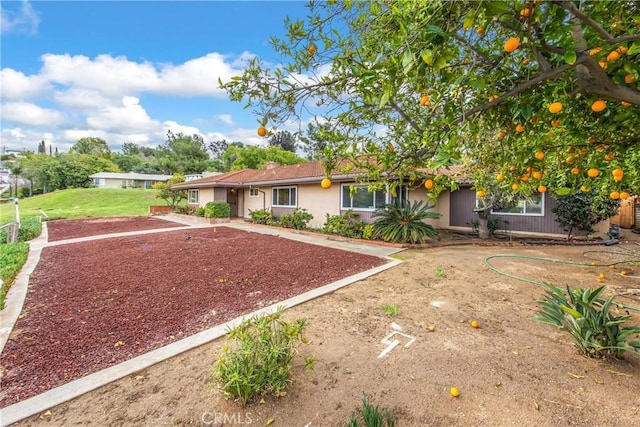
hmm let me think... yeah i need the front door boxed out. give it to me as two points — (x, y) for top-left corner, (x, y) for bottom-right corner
(227, 188), (238, 217)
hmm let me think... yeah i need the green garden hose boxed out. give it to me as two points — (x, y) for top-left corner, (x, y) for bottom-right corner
(483, 254), (640, 312)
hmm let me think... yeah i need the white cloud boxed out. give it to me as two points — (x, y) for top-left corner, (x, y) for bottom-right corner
(0, 1), (39, 35)
(1, 101), (64, 126)
(162, 121), (202, 136)
(0, 68), (49, 100)
(86, 97), (159, 133)
(217, 114), (234, 126)
(53, 88), (110, 111)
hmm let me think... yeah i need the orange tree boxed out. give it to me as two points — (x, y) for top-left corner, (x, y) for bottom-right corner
(222, 0), (639, 232)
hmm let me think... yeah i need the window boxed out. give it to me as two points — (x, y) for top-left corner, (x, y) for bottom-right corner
(341, 184), (386, 211)
(492, 192), (544, 216)
(249, 188), (259, 197)
(188, 189), (199, 204)
(272, 186), (297, 207)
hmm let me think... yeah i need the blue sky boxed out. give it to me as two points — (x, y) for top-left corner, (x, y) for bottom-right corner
(0, 0), (312, 153)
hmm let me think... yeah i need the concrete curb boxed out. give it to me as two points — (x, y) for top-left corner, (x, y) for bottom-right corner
(0, 257), (401, 426)
(0, 222), (49, 355)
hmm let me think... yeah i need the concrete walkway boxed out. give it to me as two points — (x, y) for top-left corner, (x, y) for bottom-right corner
(0, 216), (403, 426)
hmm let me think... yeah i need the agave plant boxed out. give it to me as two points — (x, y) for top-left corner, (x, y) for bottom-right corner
(532, 284), (640, 358)
(371, 199), (440, 244)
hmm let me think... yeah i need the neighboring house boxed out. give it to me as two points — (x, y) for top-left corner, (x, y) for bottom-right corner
(90, 172), (173, 189)
(172, 161), (609, 237)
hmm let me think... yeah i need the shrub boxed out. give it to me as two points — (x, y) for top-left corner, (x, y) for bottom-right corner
(174, 205), (194, 215)
(362, 224), (374, 240)
(212, 308), (313, 407)
(194, 207), (206, 217)
(532, 284), (640, 358)
(249, 208), (273, 225)
(552, 192), (619, 239)
(0, 218), (42, 243)
(347, 393), (396, 427)
(205, 201), (231, 218)
(323, 210), (366, 238)
(0, 242), (29, 310)
(371, 200), (440, 244)
(277, 208), (313, 230)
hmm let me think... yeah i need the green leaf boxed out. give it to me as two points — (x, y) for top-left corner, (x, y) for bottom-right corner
(564, 50), (577, 65)
(421, 49), (434, 66)
(483, 1), (510, 16)
(463, 11), (475, 30)
(379, 88), (390, 109)
(556, 187), (572, 196)
(468, 79), (486, 90)
(628, 41), (640, 56)
(424, 25), (447, 37)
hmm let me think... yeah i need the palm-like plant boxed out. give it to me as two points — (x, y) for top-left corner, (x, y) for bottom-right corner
(371, 199), (440, 244)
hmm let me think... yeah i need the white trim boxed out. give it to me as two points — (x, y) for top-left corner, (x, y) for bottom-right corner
(188, 189), (199, 204)
(249, 188), (259, 197)
(272, 186), (297, 207)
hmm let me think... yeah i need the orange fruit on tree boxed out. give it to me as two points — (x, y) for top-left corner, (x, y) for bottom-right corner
(566, 156), (574, 164)
(591, 100), (606, 112)
(522, 58), (530, 65)
(538, 185), (547, 193)
(497, 173), (505, 182)
(257, 126), (267, 137)
(476, 26), (484, 35)
(620, 191), (630, 200)
(535, 151), (545, 160)
(571, 167), (580, 175)
(320, 178), (332, 189)
(511, 182), (520, 191)
(532, 171), (543, 180)
(587, 168), (600, 178)
(587, 135), (598, 143)
(388, 144), (395, 153)
(476, 190), (486, 198)
(521, 174), (530, 182)
(509, 165), (517, 172)
(549, 102), (563, 113)
(424, 179), (434, 190)
(598, 60), (608, 70)
(516, 124), (525, 133)
(617, 45), (628, 54)
(498, 130), (507, 139)
(307, 45), (317, 55)
(580, 185), (589, 192)
(625, 74), (636, 84)
(621, 101), (632, 107)
(610, 191), (620, 200)
(604, 152), (615, 161)
(589, 47), (602, 56)
(420, 95), (430, 106)
(531, 115), (540, 124)
(612, 168), (624, 181)
(520, 7), (531, 17)
(489, 94), (499, 102)
(607, 50), (620, 62)
(504, 37), (520, 53)
(526, 166), (533, 173)
(551, 119), (560, 128)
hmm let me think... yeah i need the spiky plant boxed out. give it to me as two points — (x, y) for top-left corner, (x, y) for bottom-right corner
(371, 199), (440, 244)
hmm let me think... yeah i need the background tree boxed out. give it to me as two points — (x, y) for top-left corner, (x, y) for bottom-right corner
(268, 130), (297, 152)
(153, 174), (187, 208)
(222, 0), (640, 236)
(70, 137), (112, 158)
(298, 121), (337, 160)
(552, 192), (620, 239)
(222, 145), (307, 170)
(156, 131), (211, 174)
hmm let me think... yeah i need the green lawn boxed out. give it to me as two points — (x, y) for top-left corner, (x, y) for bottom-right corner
(0, 188), (169, 221)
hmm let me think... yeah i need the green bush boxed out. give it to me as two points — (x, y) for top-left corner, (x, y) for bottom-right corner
(552, 192), (620, 239)
(249, 208), (273, 225)
(0, 217), (42, 243)
(362, 224), (374, 240)
(372, 200), (440, 244)
(323, 210), (366, 238)
(277, 208), (313, 230)
(533, 284), (640, 358)
(205, 201), (231, 218)
(347, 393), (396, 427)
(0, 242), (29, 310)
(194, 207), (206, 217)
(212, 308), (313, 407)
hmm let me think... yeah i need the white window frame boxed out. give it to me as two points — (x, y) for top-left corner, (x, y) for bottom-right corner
(490, 192), (545, 216)
(272, 186), (297, 207)
(188, 189), (199, 204)
(341, 184), (387, 212)
(249, 188), (260, 197)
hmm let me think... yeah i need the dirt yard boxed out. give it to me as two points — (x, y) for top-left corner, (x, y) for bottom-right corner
(4, 219), (640, 426)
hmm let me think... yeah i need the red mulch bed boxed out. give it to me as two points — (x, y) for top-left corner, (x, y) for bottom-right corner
(0, 226), (385, 408)
(46, 216), (184, 242)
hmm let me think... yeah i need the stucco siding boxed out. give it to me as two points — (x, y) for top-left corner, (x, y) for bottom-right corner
(408, 187), (450, 228)
(198, 188), (215, 206)
(298, 184), (341, 228)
